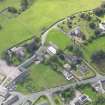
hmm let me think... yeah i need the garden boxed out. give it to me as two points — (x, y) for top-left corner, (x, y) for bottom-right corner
(16, 63), (70, 94)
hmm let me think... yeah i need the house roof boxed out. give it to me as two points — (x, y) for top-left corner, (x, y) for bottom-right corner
(47, 46), (57, 55)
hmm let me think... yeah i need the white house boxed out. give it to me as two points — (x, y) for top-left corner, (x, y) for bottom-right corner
(47, 46), (57, 55)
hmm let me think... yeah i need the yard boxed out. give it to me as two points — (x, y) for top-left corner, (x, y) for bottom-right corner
(0, 0), (102, 55)
(16, 63), (69, 94)
(77, 84), (97, 101)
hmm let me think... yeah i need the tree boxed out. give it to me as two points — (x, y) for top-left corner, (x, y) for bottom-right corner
(91, 50), (105, 64)
(80, 13), (91, 21)
(73, 47), (83, 57)
(95, 28), (102, 37)
(66, 45), (73, 51)
(21, 0), (28, 11)
(89, 22), (96, 29)
(8, 7), (18, 13)
(101, 1), (105, 9)
(94, 7), (104, 16)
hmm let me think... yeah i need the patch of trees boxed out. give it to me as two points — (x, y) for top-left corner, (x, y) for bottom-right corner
(89, 22), (96, 29)
(73, 47), (83, 58)
(7, 7), (18, 14)
(21, 0), (28, 11)
(91, 50), (105, 64)
(25, 37), (41, 55)
(92, 95), (105, 105)
(61, 87), (75, 104)
(95, 28), (102, 37)
(94, 7), (104, 16)
(80, 13), (91, 21)
(2, 50), (13, 65)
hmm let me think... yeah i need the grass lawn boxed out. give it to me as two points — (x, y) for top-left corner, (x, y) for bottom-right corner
(16, 64), (69, 94)
(0, 0), (102, 55)
(81, 85), (98, 101)
(47, 29), (71, 49)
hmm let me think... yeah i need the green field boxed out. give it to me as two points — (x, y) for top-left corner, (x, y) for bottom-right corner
(0, 0), (102, 55)
(47, 29), (71, 49)
(16, 64), (69, 94)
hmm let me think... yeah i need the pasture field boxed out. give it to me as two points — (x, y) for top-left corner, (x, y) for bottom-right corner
(47, 29), (72, 50)
(16, 64), (69, 94)
(0, 0), (102, 55)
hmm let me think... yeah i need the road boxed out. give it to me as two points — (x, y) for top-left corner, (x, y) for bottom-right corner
(41, 19), (66, 45)
(23, 74), (105, 104)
